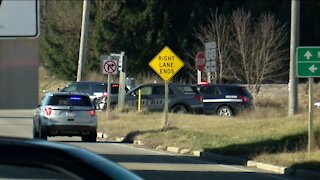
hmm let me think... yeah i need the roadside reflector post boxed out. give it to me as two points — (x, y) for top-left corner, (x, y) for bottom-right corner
(138, 89), (141, 112)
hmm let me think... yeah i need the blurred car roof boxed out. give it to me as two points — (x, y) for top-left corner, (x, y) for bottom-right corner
(0, 136), (142, 180)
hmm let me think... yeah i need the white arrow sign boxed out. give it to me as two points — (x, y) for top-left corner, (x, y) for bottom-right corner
(304, 51), (313, 60)
(309, 64), (318, 73)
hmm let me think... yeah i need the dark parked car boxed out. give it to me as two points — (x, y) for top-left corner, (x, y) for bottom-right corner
(0, 137), (142, 179)
(198, 83), (253, 116)
(33, 92), (97, 142)
(125, 83), (203, 114)
(59, 81), (128, 109)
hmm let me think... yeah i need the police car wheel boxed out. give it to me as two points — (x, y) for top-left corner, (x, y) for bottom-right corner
(217, 106), (233, 116)
(170, 105), (188, 114)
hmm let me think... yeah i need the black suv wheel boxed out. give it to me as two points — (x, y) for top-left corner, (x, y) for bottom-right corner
(217, 106), (233, 116)
(170, 104), (188, 114)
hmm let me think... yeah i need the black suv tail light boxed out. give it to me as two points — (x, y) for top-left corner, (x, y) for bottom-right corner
(194, 94), (202, 102)
(240, 96), (249, 103)
(199, 82), (208, 87)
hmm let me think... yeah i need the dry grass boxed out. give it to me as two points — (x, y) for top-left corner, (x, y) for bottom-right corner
(97, 110), (320, 170)
(97, 83), (320, 171)
(39, 66), (69, 99)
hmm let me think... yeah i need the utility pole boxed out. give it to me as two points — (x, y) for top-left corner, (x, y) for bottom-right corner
(77, 0), (90, 82)
(288, 0), (300, 116)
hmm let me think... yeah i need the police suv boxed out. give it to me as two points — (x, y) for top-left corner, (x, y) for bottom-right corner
(198, 83), (253, 116)
(125, 83), (203, 114)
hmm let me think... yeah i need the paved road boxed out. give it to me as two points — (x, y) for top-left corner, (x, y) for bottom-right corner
(0, 110), (301, 180)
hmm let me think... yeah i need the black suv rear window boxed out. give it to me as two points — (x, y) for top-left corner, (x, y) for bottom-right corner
(199, 86), (220, 95)
(175, 85), (196, 95)
(221, 86), (251, 96)
(47, 95), (92, 107)
(92, 83), (107, 92)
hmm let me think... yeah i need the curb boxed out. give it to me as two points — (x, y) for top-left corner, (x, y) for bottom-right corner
(195, 150), (320, 179)
(254, 161), (290, 174)
(97, 133), (320, 179)
(167, 146), (180, 153)
(97, 132), (108, 139)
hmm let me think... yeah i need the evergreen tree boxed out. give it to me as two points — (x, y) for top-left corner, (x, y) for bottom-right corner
(40, 1), (82, 80)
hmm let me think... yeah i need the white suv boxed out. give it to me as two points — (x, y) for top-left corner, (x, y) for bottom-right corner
(33, 92), (97, 142)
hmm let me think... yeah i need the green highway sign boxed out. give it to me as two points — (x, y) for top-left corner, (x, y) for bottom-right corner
(297, 47), (320, 77)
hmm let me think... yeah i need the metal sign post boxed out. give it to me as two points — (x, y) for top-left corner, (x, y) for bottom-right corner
(308, 77), (314, 152)
(101, 55), (118, 121)
(106, 74), (111, 120)
(162, 81), (169, 128)
(296, 47), (319, 152)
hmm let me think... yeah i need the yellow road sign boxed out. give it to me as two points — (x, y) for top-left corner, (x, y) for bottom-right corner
(149, 46), (184, 81)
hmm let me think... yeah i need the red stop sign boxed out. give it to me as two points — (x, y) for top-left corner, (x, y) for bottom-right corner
(195, 52), (206, 72)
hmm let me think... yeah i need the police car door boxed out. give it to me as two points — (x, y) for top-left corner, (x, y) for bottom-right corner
(202, 85), (221, 114)
(151, 85), (165, 111)
(138, 85), (165, 111)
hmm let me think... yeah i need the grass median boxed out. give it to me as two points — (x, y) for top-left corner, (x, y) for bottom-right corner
(97, 96), (320, 172)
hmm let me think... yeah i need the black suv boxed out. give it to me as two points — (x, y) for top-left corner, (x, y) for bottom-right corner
(198, 83), (253, 116)
(60, 81), (128, 109)
(125, 83), (203, 114)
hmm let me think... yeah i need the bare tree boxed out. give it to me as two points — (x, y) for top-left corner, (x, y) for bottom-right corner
(231, 9), (254, 89)
(251, 13), (288, 93)
(41, 1), (83, 41)
(192, 10), (233, 83)
(231, 9), (288, 94)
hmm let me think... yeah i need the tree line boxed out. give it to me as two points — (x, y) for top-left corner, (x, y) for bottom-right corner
(40, 0), (320, 94)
